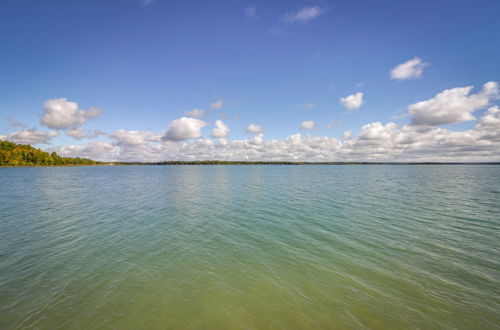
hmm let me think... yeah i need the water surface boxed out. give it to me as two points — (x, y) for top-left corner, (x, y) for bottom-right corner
(1, 165), (499, 329)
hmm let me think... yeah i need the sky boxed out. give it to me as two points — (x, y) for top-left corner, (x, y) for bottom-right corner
(0, 0), (499, 162)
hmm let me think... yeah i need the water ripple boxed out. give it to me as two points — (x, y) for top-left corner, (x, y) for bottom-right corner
(0, 165), (499, 329)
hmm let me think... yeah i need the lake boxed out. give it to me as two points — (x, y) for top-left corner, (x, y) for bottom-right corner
(1, 165), (499, 329)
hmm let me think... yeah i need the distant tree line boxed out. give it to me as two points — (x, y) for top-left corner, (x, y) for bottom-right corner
(112, 160), (500, 165)
(152, 160), (367, 165)
(0, 140), (101, 166)
(111, 160), (370, 165)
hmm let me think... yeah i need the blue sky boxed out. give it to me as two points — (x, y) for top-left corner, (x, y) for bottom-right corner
(1, 0), (499, 161)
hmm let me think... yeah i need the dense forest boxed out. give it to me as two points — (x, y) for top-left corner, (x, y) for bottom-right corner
(0, 140), (101, 166)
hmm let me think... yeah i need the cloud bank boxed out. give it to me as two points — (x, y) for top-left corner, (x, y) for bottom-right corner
(49, 106), (500, 162)
(3, 82), (500, 162)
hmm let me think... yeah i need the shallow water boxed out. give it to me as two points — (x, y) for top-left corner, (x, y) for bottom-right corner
(1, 165), (499, 329)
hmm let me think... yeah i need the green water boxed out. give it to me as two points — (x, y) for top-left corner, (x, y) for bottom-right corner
(1, 165), (499, 329)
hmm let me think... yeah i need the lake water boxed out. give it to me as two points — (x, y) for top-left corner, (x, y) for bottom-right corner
(1, 165), (499, 329)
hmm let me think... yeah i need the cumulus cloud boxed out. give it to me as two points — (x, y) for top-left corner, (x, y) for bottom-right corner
(474, 106), (500, 143)
(66, 128), (105, 140)
(26, 101), (500, 163)
(476, 106), (500, 129)
(287, 133), (302, 145)
(52, 108), (500, 163)
(111, 129), (161, 146)
(409, 82), (499, 126)
(357, 122), (398, 146)
(51, 141), (118, 161)
(340, 92), (364, 111)
(66, 128), (87, 140)
(342, 130), (352, 140)
(8, 82), (500, 163)
(185, 108), (205, 117)
(209, 100), (224, 110)
(41, 98), (102, 129)
(162, 117), (207, 141)
(3, 129), (58, 145)
(246, 124), (263, 134)
(301, 120), (316, 130)
(211, 120), (230, 138)
(281, 6), (324, 24)
(390, 57), (428, 80)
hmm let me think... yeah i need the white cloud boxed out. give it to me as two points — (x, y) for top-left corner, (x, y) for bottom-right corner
(281, 6), (324, 24)
(211, 120), (230, 138)
(53, 111), (500, 162)
(66, 128), (87, 140)
(476, 106), (500, 129)
(209, 100), (224, 110)
(4, 129), (58, 145)
(52, 141), (118, 161)
(185, 108), (205, 117)
(162, 117), (207, 141)
(66, 128), (105, 140)
(245, 6), (257, 19)
(9, 82), (500, 163)
(474, 106), (500, 143)
(301, 120), (316, 130)
(251, 133), (264, 145)
(41, 98), (102, 129)
(326, 120), (341, 128)
(357, 122), (398, 146)
(390, 57), (428, 80)
(246, 124), (263, 134)
(391, 112), (409, 120)
(287, 133), (302, 145)
(409, 81), (499, 126)
(342, 130), (352, 140)
(340, 92), (364, 111)
(111, 129), (161, 146)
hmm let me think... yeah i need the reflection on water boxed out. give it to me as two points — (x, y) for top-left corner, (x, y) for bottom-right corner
(0, 165), (499, 329)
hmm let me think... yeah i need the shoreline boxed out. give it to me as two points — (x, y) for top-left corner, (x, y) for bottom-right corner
(2, 161), (500, 167)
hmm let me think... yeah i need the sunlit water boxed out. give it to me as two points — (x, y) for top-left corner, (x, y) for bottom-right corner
(0, 165), (499, 329)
